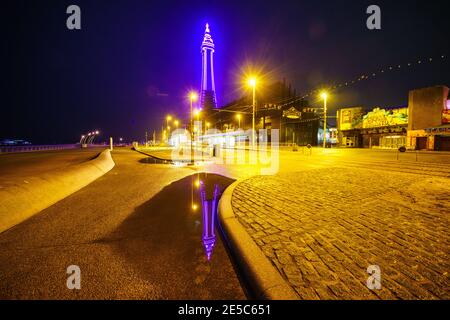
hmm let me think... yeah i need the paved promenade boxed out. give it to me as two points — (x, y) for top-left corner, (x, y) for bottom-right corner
(0, 148), (104, 189)
(231, 160), (450, 299)
(0, 149), (244, 299)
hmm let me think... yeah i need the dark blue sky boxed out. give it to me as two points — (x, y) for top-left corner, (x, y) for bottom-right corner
(2, 0), (449, 143)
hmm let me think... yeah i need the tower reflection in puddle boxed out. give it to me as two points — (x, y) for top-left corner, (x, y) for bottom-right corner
(199, 181), (221, 261)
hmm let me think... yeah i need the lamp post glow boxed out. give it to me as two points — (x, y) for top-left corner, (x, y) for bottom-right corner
(248, 78), (257, 147)
(166, 115), (172, 143)
(321, 92), (328, 148)
(195, 109), (201, 122)
(236, 114), (242, 129)
(189, 92), (198, 165)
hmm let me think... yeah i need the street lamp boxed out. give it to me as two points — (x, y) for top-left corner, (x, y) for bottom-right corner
(189, 92), (198, 164)
(166, 115), (172, 143)
(321, 92), (328, 148)
(86, 130), (99, 144)
(174, 120), (179, 129)
(194, 109), (201, 121)
(248, 77), (257, 147)
(236, 114), (242, 129)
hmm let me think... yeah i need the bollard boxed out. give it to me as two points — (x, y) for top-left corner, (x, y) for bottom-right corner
(110, 137), (113, 151)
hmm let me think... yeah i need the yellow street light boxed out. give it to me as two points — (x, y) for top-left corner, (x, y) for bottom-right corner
(174, 120), (179, 128)
(165, 115), (173, 143)
(236, 114), (242, 129)
(320, 91), (329, 148)
(189, 91), (198, 165)
(190, 92), (198, 101)
(247, 77), (257, 146)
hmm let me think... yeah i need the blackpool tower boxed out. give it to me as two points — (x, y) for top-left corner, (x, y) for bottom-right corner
(200, 23), (217, 110)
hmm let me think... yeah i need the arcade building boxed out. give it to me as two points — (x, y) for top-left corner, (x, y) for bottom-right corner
(337, 85), (450, 151)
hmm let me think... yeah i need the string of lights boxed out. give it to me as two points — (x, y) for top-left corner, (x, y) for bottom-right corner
(207, 54), (447, 127)
(284, 117), (321, 123)
(277, 54), (447, 109)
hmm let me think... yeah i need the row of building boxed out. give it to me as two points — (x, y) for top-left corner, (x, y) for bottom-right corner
(337, 85), (450, 151)
(201, 84), (450, 151)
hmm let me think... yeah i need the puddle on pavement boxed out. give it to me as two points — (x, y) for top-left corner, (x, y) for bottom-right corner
(103, 173), (246, 299)
(139, 156), (211, 167)
(139, 157), (174, 165)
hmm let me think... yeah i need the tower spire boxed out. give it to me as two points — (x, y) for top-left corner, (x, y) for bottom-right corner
(200, 23), (217, 110)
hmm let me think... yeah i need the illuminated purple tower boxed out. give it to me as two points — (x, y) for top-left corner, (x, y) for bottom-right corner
(200, 23), (217, 111)
(200, 182), (220, 261)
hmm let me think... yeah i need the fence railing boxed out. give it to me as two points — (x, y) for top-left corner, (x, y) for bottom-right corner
(0, 144), (80, 153)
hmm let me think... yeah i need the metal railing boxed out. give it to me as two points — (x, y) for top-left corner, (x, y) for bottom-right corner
(0, 144), (85, 153)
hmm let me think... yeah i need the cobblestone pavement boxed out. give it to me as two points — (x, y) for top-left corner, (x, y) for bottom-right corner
(231, 164), (450, 300)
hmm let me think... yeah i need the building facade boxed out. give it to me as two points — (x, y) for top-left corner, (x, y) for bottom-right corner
(203, 80), (322, 145)
(337, 85), (450, 151)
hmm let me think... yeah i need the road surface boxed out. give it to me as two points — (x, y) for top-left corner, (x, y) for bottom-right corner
(0, 148), (105, 188)
(1, 146), (449, 299)
(0, 149), (245, 299)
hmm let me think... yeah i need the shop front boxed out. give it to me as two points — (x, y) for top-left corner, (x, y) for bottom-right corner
(337, 106), (408, 149)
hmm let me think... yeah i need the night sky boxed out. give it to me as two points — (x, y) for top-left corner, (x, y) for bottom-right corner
(2, 0), (449, 144)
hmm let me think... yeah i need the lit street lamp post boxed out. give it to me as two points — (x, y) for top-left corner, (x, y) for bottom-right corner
(166, 115), (172, 143)
(236, 114), (241, 129)
(189, 92), (198, 165)
(248, 78), (257, 147)
(321, 92), (328, 148)
(195, 109), (201, 122)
